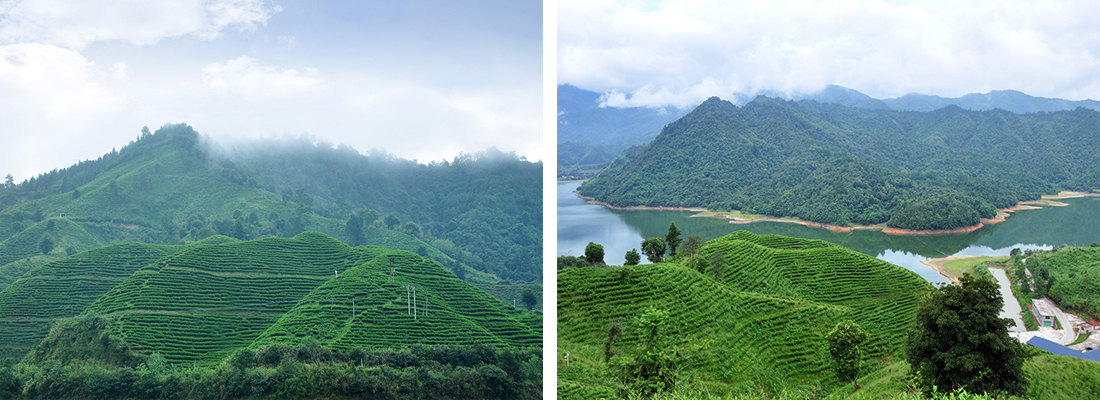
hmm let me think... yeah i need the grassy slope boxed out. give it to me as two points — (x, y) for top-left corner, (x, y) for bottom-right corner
(85, 232), (375, 365)
(71, 232), (540, 366)
(0, 241), (187, 361)
(0, 218), (104, 290)
(251, 248), (540, 350)
(557, 231), (932, 399)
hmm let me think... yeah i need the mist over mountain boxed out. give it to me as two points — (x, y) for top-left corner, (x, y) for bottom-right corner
(0, 123), (541, 286)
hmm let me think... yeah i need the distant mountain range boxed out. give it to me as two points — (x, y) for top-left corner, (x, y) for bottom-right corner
(558, 84), (1100, 178)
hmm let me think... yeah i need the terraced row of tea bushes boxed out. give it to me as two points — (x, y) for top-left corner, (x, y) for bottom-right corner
(558, 263), (850, 390)
(0, 218), (104, 288)
(253, 250), (541, 351)
(558, 232), (935, 398)
(703, 231), (931, 353)
(84, 232), (379, 365)
(0, 242), (183, 361)
(106, 311), (283, 366)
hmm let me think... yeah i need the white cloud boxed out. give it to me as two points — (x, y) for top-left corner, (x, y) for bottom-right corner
(202, 55), (323, 98)
(0, 42), (125, 182)
(0, 42), (119, 116)
(0, 0), (280, 49)
(560, 0), (1100, 108)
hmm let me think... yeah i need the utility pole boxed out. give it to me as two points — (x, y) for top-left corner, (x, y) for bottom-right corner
(413, 286), (417, 320)
(388, 256), (396, 282)
(406, 286), (411, 315)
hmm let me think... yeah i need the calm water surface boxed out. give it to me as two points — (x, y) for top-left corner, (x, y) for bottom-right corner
(558, 182), (1100, 285)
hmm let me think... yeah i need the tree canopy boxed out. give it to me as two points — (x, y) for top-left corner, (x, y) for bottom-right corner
(905, 273), (1029, 396)
(641, 238), (666, 263)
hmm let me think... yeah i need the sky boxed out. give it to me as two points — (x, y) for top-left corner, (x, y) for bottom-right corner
(0, 0), (543, 183)
(559, 0), (1100, 109)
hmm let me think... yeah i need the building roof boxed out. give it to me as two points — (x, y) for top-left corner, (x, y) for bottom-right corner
(1027, 336), (1100, 363)
(1032, 298), (1056, 318)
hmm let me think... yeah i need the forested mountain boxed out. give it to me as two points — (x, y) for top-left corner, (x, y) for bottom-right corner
(882, 89), (1100, 113)
(0, 232), (541, 399)
(0, 123), (541, 283)
(557, 85), (688, 177)
(796, 85), (1100, 113)
(580, 96), (1100, 230)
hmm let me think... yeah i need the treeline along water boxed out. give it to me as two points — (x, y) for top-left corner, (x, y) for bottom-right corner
(558, 182), (1100, 283)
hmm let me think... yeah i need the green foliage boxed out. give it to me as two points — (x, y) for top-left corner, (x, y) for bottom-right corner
(559, 231), (932, 399)
(1021, 245), (1100, 320)
(11, 341), (542, 399)
(0, 123), (541, 283)
(624, 248), (641, 266)
(826, 320), (868, 388)
(584, 242), (605, 266)
(522, 288), (538, 311)
(679, 234), (702, 259)
(580, 96), (1100, 230)
(641, 237), (665, 263)
(558, 255), (588, 270)
(665, 222), (682, 257)
(905, 273), (1029, 397)
(610, 307), (684, 398)
(37, 232), (54, 255)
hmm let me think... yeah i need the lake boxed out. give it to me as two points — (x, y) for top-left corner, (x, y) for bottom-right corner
(558, 182), (1100, 285)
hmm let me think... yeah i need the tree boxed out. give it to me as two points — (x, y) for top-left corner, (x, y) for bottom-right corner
(521, 288), (537, 311)
(39, 233), (55, 255)
(679, 234), (702, 258)
(624, 249), (641, 266)
(665, 222), (682, 258)
(345, 214), (364, 246)
(708, 252), (726, 281)
(584, 242), (605, 266)
(641, 238), (666, 263)
(3, 173), (12, 188)
(905, 273), (1029, 397)
(72, 188), (80, 199)
(45, 219), (55, 231)
(384, 214), (400, 230)
(613, 306), (682, 397)
(826, 320), (868, 390)
(403, 222), (421, 237)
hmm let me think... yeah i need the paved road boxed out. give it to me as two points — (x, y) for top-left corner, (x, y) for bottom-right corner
(1045, 297), (1079, 345)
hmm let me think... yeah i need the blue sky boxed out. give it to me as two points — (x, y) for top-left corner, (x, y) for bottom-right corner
(1, 0), (543, 183)
(559, 0), (1100, 109)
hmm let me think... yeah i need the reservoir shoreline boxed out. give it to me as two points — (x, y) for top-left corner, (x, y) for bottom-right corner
(575, 188), (1099, 236)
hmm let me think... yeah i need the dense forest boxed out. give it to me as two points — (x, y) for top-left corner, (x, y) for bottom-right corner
(0, 232), (541, 399)
(0, 123), (541, 283)
(580, 96), (1100, 230)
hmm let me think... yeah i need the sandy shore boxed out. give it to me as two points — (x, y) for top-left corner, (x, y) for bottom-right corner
(919, 255), (976, 285)
(576, 189), (1097, 235)
(920, 254), (1012, 285)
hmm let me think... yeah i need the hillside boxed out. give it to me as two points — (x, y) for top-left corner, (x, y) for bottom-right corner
(557, 231), (932, 399)
(580, 96), (1100, 230)
(61, 231), (538, 367)
(1014, 244), (1100, 321)
(0, 231), (541, 398)
(0, 123), (540, 297)
(0, 241), (187, 361)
